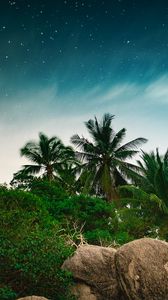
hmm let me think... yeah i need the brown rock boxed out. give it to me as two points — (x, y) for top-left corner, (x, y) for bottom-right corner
(115, 238), (168, 300)
(72, 282), (98, 300)
(17, 297), (48, 300)
(62, 244), (122, 299)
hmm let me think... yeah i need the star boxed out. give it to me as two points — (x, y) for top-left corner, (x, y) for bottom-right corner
(9, 1), (16, 6)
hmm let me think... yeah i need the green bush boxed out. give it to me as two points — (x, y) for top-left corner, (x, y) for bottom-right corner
(117, 185), (168, 242)
(0, 187), (74, 300)
(53, 194), (117, 245)
(0, 287), (16, 300)
(0, 185), (46, 212)
(30, 179), (67, 200)
(30, 179), (68, 216)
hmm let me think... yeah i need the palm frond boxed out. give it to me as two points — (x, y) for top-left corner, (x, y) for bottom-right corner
(71, 134), (92, 148)
(115, 149), (138, 160)
(117, 137), (147, 152)
(102, 113), (115, 127)
(21, 147), (43, 164)
(21, 164), (42, 175)
(110, 128), (126, 150)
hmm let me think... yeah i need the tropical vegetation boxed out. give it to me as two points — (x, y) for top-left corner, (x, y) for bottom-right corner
(15, 132), (76, 181)
(1, 113), (168, 299)
(71, 113), (147, 200)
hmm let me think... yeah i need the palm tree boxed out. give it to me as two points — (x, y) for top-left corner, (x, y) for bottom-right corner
(56, 162), (81, 194)
(137, 149), (168, 204)
(71, 113), (147, 201)
(119, 149), (168, 216)
(16, 132), (76, 181)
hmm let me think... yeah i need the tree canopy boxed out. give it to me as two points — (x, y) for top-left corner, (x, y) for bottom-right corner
(16, 132), (76, 181)
(71, 113), (147, 200)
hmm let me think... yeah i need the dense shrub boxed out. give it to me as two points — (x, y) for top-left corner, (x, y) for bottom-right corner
(0, 187), (74, 300)
(118, 185), (168, 242)
(52, 194), (118, 245)
(50, 189), (168, 246)
(30, 179), (68, 216)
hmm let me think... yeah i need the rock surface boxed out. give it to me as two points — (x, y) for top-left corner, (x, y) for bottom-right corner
(115, 238), (168, 300)
(62, 244), (122, 299)
(72, 282), (98, 300)
(17, 297), (48, 300)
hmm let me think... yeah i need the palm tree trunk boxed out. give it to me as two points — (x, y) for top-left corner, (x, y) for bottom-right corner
(46, 165), (53, 181)
(106, 186), (119, 202)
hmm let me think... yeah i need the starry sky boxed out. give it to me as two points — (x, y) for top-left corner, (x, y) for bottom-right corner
(1, 0), (168, 182)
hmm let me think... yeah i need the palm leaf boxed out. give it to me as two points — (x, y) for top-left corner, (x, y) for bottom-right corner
(110, 128), (126, 151)
(21, 164), (42, 175)
(115, 149), (138, 160)
(117, 137), (147, 152)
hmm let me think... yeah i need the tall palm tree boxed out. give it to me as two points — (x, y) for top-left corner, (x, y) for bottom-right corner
(71, 113), (147, 201)
(137, 149), (168, 204)
(16, 132), (76, 181)
(119, 149), (168, 217)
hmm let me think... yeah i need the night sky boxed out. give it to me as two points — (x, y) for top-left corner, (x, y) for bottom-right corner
(1, 0), (168, 182)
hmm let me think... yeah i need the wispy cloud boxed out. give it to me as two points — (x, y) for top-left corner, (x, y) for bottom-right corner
(145, 75), (168, 103)
(1, 75), (168, 183)
(82, 75), (168, 109)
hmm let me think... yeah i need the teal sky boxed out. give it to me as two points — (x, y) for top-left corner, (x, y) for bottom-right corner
(1, 0), (168, 182)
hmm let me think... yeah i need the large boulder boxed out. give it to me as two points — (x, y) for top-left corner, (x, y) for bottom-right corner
(62, 244), (122, 299)
(115, 238), (168, 300)
(17, 297), (48, 300)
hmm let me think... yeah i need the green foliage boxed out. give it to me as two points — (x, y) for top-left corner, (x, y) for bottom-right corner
(10, 172), (34, 190)
(52, 194), (118, 245)
(30, 179), (68, 216)
(30, 178), (67, 199)
(56, 162), (81, 195)
(0, 185), (46, 210)
(113, 231), (134, 245)
(137, 149), (168, 206)
(118, 185), (168, 240)
(71, 113), (147, 200)
(6, 115), (168, 298)
(0, 186), (74, 300)
(84, 229), (113, 245)
(0, 287), (16, 300)
(16, 132), (76, 181)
